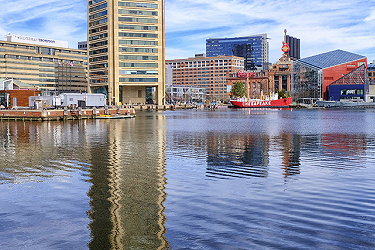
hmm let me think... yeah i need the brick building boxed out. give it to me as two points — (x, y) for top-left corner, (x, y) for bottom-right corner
(166, 55), (244, 102)
(226, 71), (270, 100)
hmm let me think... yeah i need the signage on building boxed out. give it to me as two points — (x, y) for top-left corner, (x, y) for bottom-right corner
(4, 33), (69, 48)
(281, 29), (290, 53)
(237, 71), (255, 78)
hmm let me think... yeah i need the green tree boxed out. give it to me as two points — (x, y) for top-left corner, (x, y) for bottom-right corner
(278, 89), (287, 99)
(231, 81), (245, 98)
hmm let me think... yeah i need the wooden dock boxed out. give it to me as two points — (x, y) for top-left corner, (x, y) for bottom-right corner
(0, 107), (135, 121)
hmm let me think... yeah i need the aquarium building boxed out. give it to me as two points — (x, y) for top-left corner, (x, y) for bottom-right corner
(293, 49), (367, 101)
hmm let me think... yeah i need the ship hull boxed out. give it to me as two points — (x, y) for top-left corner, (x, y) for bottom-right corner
(230, 97), (292, 108)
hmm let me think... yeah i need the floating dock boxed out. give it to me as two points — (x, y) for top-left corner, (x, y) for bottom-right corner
(0, 107), (135, 121)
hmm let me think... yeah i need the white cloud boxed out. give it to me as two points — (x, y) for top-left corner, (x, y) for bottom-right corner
(166, 0), (375, 62)
(0, 0), (86, 49)
(0, 0), (374, 62)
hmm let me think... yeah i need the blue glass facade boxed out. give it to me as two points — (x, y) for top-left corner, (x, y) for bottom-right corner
(206, 34), (268, 71)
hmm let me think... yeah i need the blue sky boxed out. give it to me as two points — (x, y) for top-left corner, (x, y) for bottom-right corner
(0, 0), (374, 63)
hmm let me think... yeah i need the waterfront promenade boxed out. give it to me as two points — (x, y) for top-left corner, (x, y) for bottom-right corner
(0, 104), (201, 121)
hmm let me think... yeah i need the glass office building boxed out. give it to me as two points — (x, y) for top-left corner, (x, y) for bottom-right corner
(206, 34), (269, 71)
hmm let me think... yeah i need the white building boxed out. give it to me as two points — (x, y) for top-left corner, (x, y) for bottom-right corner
(5, 33), (69, 48)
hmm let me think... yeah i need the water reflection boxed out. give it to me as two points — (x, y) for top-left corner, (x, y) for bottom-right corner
(168, 129), (369, 181)
(87, 115), (168, 249)
(206, 133), (269, 178)
(0, 117), (169, 249)
(280, 134), (301, 177)
(2, 110), (375, 249)
(0, 121), (92, 184)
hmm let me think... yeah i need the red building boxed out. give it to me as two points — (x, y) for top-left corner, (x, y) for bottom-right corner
(294, 50), (367, 100)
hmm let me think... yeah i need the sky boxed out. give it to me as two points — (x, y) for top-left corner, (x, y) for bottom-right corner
(0, 0), (374, 64)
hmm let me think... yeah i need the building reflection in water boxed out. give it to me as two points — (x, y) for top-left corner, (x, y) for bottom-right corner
(0, 120), (92, 184)
(86, 115), (168, 249)
(280, 134), (301, 177)
(206, 133), (270, 179)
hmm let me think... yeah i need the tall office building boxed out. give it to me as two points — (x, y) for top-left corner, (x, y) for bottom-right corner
(88, 0), (165, 105)
(206, 34), (269, 71)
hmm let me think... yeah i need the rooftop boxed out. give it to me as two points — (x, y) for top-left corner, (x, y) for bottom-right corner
(297, 49), (366, 69)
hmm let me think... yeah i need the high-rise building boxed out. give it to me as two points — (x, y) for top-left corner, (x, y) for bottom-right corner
(206, 34), (269, 71)
(87, 0), (165, 105)
(285, 35), (300, 60)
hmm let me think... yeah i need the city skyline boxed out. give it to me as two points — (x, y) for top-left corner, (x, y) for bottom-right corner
(0, 0), (374, 63)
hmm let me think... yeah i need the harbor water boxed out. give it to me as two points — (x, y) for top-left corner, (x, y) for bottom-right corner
(0, 108), (375, 249)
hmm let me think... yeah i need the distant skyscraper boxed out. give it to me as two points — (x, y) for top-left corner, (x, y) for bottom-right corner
(285, 35), (300, 60)
(87, 0), (165, 105)
(206, 34), (269, 71)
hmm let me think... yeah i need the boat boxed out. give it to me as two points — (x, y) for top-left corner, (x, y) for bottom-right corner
(96, 114), (136, 119)
(230, 93), (292, 108)
(316, 100), (375, 108)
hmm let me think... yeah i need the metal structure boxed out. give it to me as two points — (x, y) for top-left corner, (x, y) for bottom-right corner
(329, 64), (369, 86)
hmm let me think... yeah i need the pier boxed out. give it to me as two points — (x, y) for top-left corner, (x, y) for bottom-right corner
(0, 107), (135, 121)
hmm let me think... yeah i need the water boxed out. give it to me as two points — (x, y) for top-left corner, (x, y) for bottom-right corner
(0, 108), (375, 249)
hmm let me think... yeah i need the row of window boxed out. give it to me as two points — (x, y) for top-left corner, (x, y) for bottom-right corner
(0, 76), (86, 83)
(119, 40), (158, 46)
(89, 10), (107, 20)
(0, 55), (86, 64)
(118, 16), (158, 23)
(89, 62), (159, 69)
(119, 70), (158, 75)
(89, 25), (108, 34)
(90, 71), (108, 77)
(89, 17), (107, 27)
(90, 56), (108, 62)
(118, 24), (158, 31)
(90, 40), (108, 48)
(119, 62), (158, 68)
(1, 66), (86, 74)
(90, 33), (108, 41)
(90, 48), (108, 55)
(119, 78), (158, 82)
(118, 32), (158, 38)
(118, 9), (158, 16)
(0, 45), (86, 55)
(168, 62), (242, 68)
(118, 2), (158, 8)
(119, 47), (158, 53)
(89, 2), (107, 13)
(89, 0), (105, 6)
(119, 55), (158, 60)
(90, 78), (108, 84)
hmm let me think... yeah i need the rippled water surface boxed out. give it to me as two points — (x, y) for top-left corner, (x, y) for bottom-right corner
(0, 108), (375, 249)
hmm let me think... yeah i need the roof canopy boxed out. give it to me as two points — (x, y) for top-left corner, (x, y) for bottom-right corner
(297, 49), (366, 69)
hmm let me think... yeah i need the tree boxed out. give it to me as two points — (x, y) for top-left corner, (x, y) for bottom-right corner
(231, 81), (245, 98)
(278, 89), (288, 99)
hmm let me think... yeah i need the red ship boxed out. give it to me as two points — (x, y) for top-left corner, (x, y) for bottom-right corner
(230, 97), (292, 108)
